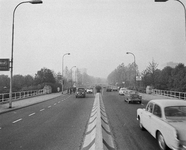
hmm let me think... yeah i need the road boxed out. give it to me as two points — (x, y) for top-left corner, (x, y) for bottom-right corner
(0, 94), (94, 150)
(0, 91), (165, 150)
(102, 91), (161, 150)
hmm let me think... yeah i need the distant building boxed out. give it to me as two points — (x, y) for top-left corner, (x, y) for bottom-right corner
(162, 62), (178, 69)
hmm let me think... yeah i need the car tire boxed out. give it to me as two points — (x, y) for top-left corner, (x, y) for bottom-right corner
(139, 117), (145, 130)
(157, 132), (169, 150)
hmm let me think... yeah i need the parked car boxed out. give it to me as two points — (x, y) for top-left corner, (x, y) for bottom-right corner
(86, 88), (93, 94)
(124, 90), (142, 103)
(75, 87), (86, 98)
(118, 88), (127, 95)
(137, 99), (186, 150)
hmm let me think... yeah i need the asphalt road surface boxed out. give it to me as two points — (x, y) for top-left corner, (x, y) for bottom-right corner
(1, 91), (164, 150)
(0, 94), (94, 150)
(102, 91), (160, 150)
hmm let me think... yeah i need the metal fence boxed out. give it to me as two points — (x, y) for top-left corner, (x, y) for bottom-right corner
(153, 89), (186, 100)
(0, 89), (49, 103)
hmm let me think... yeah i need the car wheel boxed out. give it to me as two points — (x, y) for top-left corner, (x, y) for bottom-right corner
(157, 132), (169, 150)
(138, 117), (145, 130)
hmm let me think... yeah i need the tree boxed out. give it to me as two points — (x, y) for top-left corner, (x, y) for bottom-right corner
(34, 68), (56, 85)
(170, 63), (186, 91)
(158, 66), (173, 90)
(24, 75), (34, 87)
(141, 59), (159, 88)
(0, 75), (10, 93)
(13, 75), (25, 91)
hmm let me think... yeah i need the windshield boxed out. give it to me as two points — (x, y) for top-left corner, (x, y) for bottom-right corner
(164, 106), (186, 119)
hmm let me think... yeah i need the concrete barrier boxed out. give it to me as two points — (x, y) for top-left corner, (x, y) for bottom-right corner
(81, 93), (115, 150)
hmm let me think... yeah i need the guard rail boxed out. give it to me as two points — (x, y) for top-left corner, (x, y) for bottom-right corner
(0, 89), (50, 103)
(153, 89), (186, 100)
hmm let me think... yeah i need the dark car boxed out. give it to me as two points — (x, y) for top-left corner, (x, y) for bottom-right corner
(106, 86), (112, 92)
(124, 90), (142, 104)
(75, 87), (86, 98)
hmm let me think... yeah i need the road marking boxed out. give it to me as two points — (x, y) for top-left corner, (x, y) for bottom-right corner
(48, 106), (51, 108)
(13, 118), (22, 124)
(0, 127), (2, 130)
(29, 113), (35, 116)
(40, 109), (45, 111)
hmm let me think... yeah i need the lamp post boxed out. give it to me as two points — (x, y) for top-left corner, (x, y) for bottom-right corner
(126, 52), (136, 90)
(9, 0), (43, 108)
(62, 53), (70, 94)
(70, 66), (76, 90)
(155, 0), (186, 39)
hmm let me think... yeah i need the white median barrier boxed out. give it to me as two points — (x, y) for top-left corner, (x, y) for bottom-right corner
(81, 93), (115, 150)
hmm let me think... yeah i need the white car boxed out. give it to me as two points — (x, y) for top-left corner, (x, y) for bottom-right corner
(137, 99), (186, 150)
(119, 88), (127, 95)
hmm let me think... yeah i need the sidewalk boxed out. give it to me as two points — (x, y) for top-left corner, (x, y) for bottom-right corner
(0, 93), (63, 114)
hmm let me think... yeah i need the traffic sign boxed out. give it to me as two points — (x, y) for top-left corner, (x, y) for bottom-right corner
(0, 59), (10, 71)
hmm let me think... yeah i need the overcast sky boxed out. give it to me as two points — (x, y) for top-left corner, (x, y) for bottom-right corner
(0, 0), (186, 78)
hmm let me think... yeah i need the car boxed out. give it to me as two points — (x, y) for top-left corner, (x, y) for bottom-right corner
(118, 88), (127, 95)
(86, 88), (93, 94)
(137, 99), (186, 150)
(124, 90), (142, 103)
(75, 87), (86, 98)
(106, 86), (112, 92)
(112, 86), (118, 91)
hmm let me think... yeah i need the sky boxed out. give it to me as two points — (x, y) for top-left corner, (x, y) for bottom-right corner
(0, 0), (186, 79)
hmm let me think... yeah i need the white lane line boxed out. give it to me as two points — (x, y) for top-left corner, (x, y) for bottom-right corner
(40, 109), (45, 111)
(54, 103), (56, 105)
(13, 118), (22, 124)
(29, 113), (35, 116)
(48, 106), (51, 108)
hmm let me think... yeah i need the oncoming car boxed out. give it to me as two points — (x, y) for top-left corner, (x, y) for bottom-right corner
(118, 88), (127, 95)
(75, 87), (86, 98)
(137, 99), (186, 150)
(86, 88), (93, 94)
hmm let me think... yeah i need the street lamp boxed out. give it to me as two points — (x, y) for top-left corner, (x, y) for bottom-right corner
(62, 53), (70, 94)
(9, 0), (43, 108)
(155, 0), (186, 39)
(126, 52), (136, 90)
(70, 66), (76, 89)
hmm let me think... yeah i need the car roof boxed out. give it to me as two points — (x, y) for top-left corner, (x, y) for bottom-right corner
(149, 99), (186, 107)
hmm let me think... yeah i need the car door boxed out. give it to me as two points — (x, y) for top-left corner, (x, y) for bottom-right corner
(150, 104), (162, 137)
(142, 102), (154, 132)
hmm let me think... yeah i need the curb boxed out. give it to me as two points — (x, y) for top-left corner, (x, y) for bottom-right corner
(81, 93), (116, 150)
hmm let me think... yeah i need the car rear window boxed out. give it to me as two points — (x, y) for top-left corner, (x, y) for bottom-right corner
(78, 88), (85, 91)
(165, 106), (186, 118)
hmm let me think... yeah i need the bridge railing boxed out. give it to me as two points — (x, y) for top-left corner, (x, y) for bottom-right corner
(0, 89), (48, 103)
(153, 89), (186, 100)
